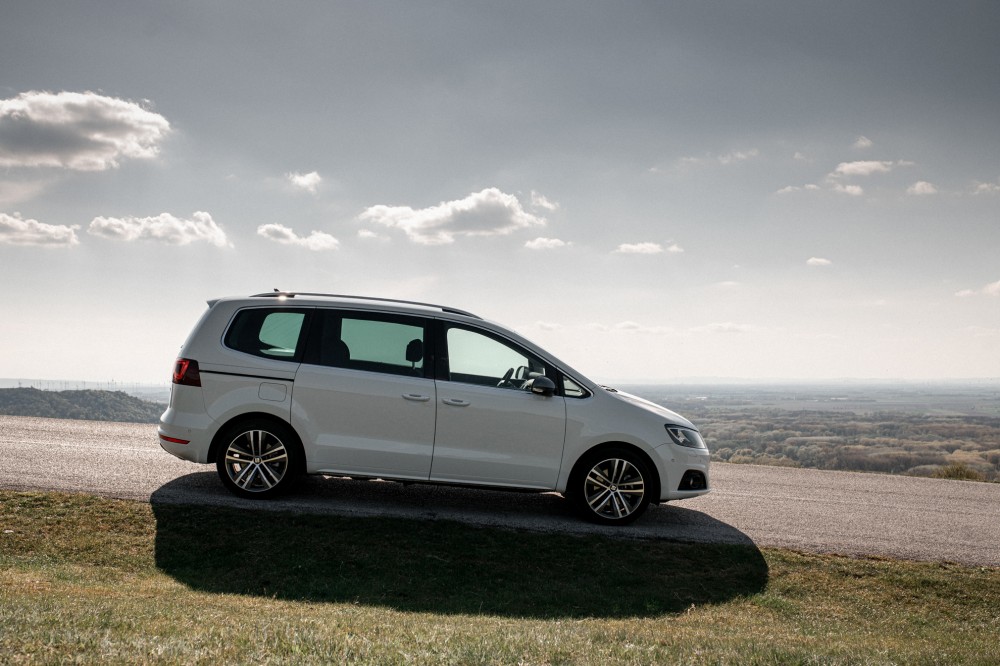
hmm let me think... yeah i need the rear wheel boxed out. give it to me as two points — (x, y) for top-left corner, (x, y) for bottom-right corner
(571, 448), (653, 525)
(215, 419), (301, 499)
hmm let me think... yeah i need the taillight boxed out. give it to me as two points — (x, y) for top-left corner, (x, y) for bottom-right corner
(172, 358), (201, 387)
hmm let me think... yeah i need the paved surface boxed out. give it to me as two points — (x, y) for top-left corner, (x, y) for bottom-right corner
(2, 414), (998, 566)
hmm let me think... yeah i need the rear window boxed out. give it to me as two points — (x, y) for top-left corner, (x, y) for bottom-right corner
(224, 308), (309, 360)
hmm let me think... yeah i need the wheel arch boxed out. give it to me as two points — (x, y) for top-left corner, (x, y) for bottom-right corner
(566, 440), (662, 503)
(208, 412), (307, 474)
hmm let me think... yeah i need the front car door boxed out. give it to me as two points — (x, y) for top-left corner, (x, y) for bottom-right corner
(430, 322), (567, 489)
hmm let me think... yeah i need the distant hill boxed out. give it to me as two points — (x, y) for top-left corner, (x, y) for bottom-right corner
(0, 388), (165, 424)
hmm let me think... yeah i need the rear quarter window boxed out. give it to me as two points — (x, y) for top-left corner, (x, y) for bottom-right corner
(224, 308), (309, 361)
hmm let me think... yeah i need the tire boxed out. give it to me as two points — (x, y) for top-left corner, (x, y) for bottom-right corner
(215, 418), (301, 499)
(570, 447), (654, 525)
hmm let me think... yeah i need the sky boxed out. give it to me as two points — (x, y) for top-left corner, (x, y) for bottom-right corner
(1, 1), (998, 384)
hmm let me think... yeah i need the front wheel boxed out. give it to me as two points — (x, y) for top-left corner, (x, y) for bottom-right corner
(215, 419), (301, 499)
(571, 448), (654, 525)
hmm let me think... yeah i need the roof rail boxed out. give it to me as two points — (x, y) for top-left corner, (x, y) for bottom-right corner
(250, 290), (481, 319)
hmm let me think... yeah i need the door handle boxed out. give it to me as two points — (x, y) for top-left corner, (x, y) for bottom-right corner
(402, 393), (431, 402)
(442, 398), (470, 407)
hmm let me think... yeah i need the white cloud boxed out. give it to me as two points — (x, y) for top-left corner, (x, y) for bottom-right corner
(88, 211), (229, 247)
(966, 326), (1000, 338)
(525, 237), (568, 250)
(793, 151), (808, 161)
(0, 212), (79, 246)
(530, 190), (559, 211)
(0, 90), (170, 170)
(666, 242), (684, 254)
(973, 179), (1000, 194)
(584, 321), (673, 335)
(776, 184), (821, 195)
(533, 321), (563, 331)
(807, 257), (832, 267)
(676, 148), (759, 168)
(690, 322), (757, 334)
(613, 321), (672, 334)
(717, 148), (759, 165)
(954, 279), (999, 297)
(257, 223), (339, 251)
(853, 136), (873, 149)
(287, 171), (322, 194)
(615, 242), (663, 255)
(0, 180), (46, 205)
(906, 181), (937, 195)
(357, 229), (389, 241)
(832, 160), (895, 177)
(831, 183), (864, 196)
(359, 187), (545, 245)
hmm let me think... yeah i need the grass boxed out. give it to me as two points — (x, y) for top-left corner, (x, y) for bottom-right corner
(1, 491), (998, 664)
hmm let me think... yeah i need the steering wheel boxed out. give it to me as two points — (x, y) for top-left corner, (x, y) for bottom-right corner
(497, 367), (515, 388)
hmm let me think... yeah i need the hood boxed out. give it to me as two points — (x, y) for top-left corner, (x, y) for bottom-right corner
(606, 388), (697, 429)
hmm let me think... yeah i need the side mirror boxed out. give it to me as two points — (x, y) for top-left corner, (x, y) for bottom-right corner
(527, 376), (556, 397)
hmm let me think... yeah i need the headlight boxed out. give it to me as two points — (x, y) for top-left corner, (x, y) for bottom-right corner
(665, 425), (707, 449)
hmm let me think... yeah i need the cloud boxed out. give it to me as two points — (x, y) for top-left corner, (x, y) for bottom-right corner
(831, 183), (864, 196)
(678, 149), (759, 167)
(807, 257), (832, 267)
(359, 188), (545, 245)
(0, 212), (79, 246)
(0, 90), (170, 171)
(525, 237), (568, 250)
(257, 223), (339, 251)
(357, 229), (389, 241)
(831, 160), (896, 177)
(666, 242), (684, 253)
(776, 184), (821, 194)
(287, 171), (322, 194)
(615, 242), (663, 254)
(716, 281), (741, 289)
(973, 179), (1000, 194)
(690, 322), (757, 334)
(0, 180), (46, 205)
(906, 181), (937, 195)
(530, 190), (559, 211)
(717, 149), (759, 165)
(613, 321), (673, 334)
(955, 279), (999, 297)
(853, 136), (873, 149)
(88, 211), (229, 247)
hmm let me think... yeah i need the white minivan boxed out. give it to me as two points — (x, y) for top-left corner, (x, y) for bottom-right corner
(159, 292), (710, 524)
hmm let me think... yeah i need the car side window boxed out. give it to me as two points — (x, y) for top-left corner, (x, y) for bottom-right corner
(224, 308), (309, 361)
(562, 376), (589, 399)
(305, 310), (428, 378)
(445, 326), (548, 390)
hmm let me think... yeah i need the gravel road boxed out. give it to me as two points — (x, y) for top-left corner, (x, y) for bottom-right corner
(2, 414), (998, 566)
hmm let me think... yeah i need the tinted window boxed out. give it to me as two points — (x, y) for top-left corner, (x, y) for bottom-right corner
(445, 326), (548, 390)
(224, 309), (308, 360)
(306, 310), (427, 377)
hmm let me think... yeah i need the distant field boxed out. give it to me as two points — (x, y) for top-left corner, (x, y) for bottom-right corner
(627, 384), (1000, 482)
(2, 383), (998, 482)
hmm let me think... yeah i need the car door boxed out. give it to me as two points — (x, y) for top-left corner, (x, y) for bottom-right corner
(430, 322), (567, 489)
(292, 309), (436, 479)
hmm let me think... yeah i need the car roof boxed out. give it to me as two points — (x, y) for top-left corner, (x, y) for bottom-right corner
(217, 291), (481, 319)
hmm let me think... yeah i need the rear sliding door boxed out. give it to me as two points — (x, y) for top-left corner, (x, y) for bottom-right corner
(292, 310), (436, 479)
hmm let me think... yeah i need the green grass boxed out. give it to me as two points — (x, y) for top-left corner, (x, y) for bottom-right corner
(1, 491), (998, 664)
